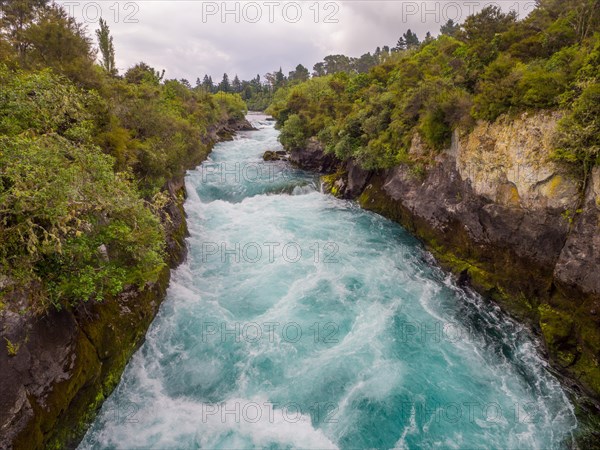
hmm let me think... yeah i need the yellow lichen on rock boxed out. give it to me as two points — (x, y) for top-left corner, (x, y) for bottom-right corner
(454, 112), (579, 210)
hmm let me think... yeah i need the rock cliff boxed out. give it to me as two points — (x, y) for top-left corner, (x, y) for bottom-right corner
(293, 112), (600, 417)
(0, 118), (254, 450)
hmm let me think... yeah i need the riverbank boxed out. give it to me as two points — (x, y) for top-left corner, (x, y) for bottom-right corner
(0, 117), (254, 450)
(283, 112), (600, 445)
(80, 115), (577, 449)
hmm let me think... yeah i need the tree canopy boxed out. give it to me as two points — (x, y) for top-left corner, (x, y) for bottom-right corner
(0, 3), (247, 310)
(267, 0), (600, 175)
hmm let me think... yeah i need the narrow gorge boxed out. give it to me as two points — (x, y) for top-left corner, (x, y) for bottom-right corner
(1, 0), (599, 448)
(78, 114), (579, 448)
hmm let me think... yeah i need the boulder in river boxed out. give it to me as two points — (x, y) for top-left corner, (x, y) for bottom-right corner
(263, 150), (288, 161)
(288, 137), (340, 173)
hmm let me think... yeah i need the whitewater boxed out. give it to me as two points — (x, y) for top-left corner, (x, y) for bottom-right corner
(79, 113), (577, 449)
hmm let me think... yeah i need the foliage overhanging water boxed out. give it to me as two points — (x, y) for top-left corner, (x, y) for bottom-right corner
(80, 114), (577, 449)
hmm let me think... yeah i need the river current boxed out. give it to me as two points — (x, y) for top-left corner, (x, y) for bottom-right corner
(79, 113), (577, 449)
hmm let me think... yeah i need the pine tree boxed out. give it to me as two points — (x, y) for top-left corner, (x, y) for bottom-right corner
(394, 37), (406, 52)
(202, 74), (214, 92)
(440, 19), (460, 37)
(275, 67), (286, 88)
(218, 73), (231, 92)
(232, 74), (241, 92)
(404, 29), (420, 49)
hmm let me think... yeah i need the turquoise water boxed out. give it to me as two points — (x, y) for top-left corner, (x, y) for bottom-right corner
(79, 114), (577, 449)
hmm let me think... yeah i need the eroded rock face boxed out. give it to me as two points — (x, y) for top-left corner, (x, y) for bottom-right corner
(294, 112), (600, 403)
(455, 112), (580, 210)
(0, 198), (182, 450)
(289, 138), (340, 173)
(555, 167), (600, 297)
(380, 148), (572, 292)
(345, 160), (371, 199)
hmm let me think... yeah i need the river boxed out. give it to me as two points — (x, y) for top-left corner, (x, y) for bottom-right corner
(79, 113), (577, 449)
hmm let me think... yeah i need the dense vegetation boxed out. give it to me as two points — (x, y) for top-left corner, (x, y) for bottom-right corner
(267, 0), (600, 174)
(0, 1), (246, 311)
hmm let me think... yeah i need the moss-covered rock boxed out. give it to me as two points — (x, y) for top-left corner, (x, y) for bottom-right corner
(321, 170), (347, 197)
(0, 119), (247, 450)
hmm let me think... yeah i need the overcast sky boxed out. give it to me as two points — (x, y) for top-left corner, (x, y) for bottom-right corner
(59, 1), (535, 82)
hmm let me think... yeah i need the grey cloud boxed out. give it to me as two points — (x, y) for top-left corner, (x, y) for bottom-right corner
(59, 0), (532, 82)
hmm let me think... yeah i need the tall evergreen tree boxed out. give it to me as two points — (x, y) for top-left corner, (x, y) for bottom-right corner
(251, 74), (261, 89)
(394, 36), (406, 51)
(96, 18), (116, 75)
(232, 74), (241, 92)
(201, 74), (214, 92)
(218, 73), (231, 92)
(403, 29), (420, 49)
(274, 67), (286, 87)
(440, 18), (460, 36)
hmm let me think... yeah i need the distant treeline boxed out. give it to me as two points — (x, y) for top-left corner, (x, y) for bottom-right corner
(196, 27), (431, 110)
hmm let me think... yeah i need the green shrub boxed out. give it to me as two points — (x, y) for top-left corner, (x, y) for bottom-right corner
(472, 55), (521, 121)
(554, 82), (600, 175)
(279, 114), (308, 149)
(419, 108), (451, 150)
(0, 134), (165, 308)
(0, 67), (101, 140)
(214, 92), (248, 121)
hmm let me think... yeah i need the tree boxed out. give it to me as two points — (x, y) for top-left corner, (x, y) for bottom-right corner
(0, 0), (48, 59)
(289, 64), (310, 82)
(23, 5), (98, 86)
(312, 62), (326, 77)
(96, 18), (116, 75)
(232, 74), (242, 92)
(125, 62), (165, 85)
(569, 0), (600, 42)
(251, 74), (261, 89)
(394, 36), (406, 51)
(354, 53), (377, 73)
(440, 18), (460, 37)
(323, 55), (352, 74)
(555, 82), (600, 179)
(201, 74), (214, 92)
(274, 67), (286, 87)
(403, 29), (420, 49)
(218, 73), (231, 92)
(460, 5), (517, 43)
